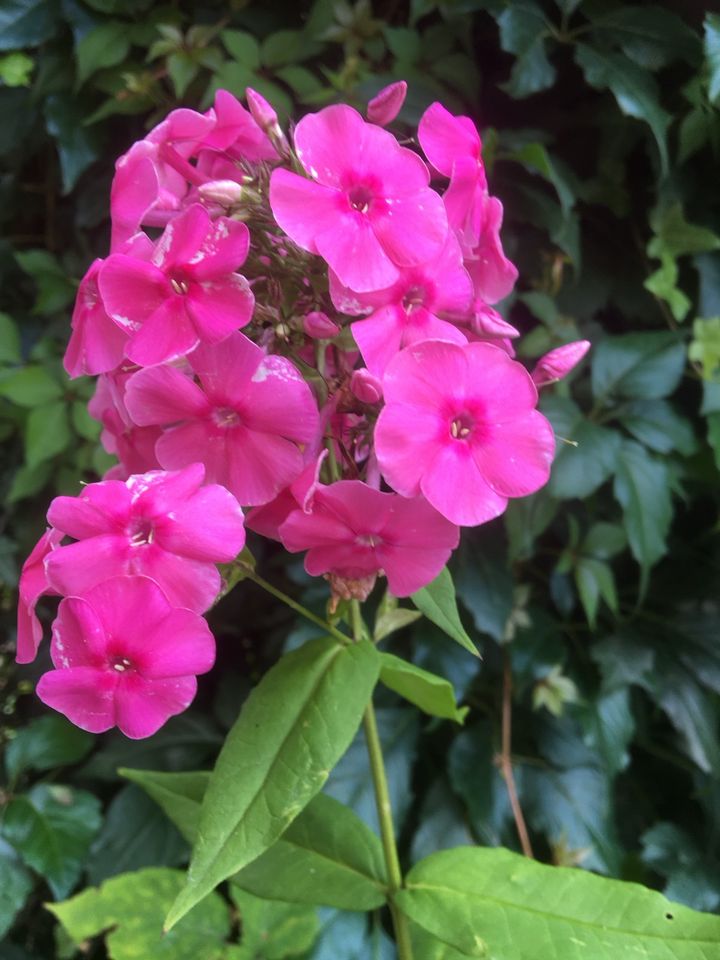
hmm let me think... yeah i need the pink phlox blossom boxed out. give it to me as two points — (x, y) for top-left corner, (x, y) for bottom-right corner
(99, 203), (254, 367)
(350, 369), (383, 405)
(374, 339), (556, 527)
(463, 302), (520, 357)
(330, 233), (473, 376)
(269, 104), (448, 292)
(418, 101), (485, 181)
(279, 480), (459, 597)
(463, 193), (518, 304)
(367, 81), (407, 126)
(89, 372), (163, 479)
(16, 528), (63, 664)
(531, 340), (591, 387)
(36, 576), (215, 738)
(124, 332), (321, 507)
(64, 234), (154, 379)
(303, 310), (340, 339)
(245, 451), (327, 541)
(44, 463), (245, 614)
(200, 89), (277, 161)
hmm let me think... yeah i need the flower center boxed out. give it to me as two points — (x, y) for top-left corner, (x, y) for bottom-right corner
(450, 414), (473, 440)
(356, 533), (382, 548)
(111, 656), (133, 673)
(402, 286), (425, 314)
(169, 277), (189, 295)
(348, 185), (373, 214)
(128, 518), (154, 546)
(211, 406), (240, 428)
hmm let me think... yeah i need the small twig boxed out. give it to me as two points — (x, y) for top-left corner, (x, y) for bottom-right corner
(500, 648), (534, 858)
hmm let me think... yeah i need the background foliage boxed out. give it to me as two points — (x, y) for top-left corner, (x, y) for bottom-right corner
(1, 0), (720, 956)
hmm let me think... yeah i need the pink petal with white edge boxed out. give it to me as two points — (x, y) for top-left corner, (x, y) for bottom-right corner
(472, 410), (555, 499)
(37, 667), (117, 734)
(155, 483), (245, 561)
(51, 596), (108, 668)
(244, 357), (319, 444)
(421, 443), (508, 527)
(98, 255), (168, 328)
(151, 204), (212, 272)
(371, 189), (447, 268)
(130, 463), (205, 516)
(45, 536), (131, 598)
(418, 102), (481, 176)
(186, 274), (254, 341)
(374, 403), (444, 497)
(315, 217), (399, 293)
(125, 297), (198, 366)
(114, 674), (198, 739)
(125, 365), (210, 426)
(183, 216), (250, 281)
(47, 481), (131, 538)
(269, 170), (342, 252)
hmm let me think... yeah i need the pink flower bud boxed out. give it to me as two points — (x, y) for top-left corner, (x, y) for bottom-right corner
(247, 87), (288, 151)
(350, 369), (383, 404)
(198, 179), (244, 208)
(367, 81), (407, 126)
(531, 340), (591, 388)
(303, 311), (340, 339)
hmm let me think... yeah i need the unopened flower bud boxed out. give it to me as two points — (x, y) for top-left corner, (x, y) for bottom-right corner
(303, 311), (339, 339)
(247, 87), (288, 151)
(531, 340), (590, 388)
(367, 81), (407, 126)
(198, 179), (244, 208)
(350, 369), (383, 404)
(472, 302), (520, 339)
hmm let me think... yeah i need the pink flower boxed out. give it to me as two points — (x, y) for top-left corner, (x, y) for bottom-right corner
(269, 104), (447, 292)
(418, 101), (485, 181)
(124, 333), (321, 506)
(464, 193), (518, 304)
(374, 340), (556, 526)
(89, 372), (163, 479)
(99, 204), (254, 366)
(16, 529), (62, 664)
(531, 340), (591, 387)
(45, 463), (245, 614)
(36, 576), (215, 738)
(201, 89), (277, 161)
(367, 81), (407, 126)
(331, 233), (473, 376)
(279, 480), (459, 596)
(303, 311), (340, 339)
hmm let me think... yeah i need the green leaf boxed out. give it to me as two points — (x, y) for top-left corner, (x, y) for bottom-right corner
(511, 143), (574, 213)
(85, 786), (188, 885)
(411, 567), (478, 657)
(613, 439), (672, 582)
(0, 312), (21, 363)
(2, 784), (101, 899)
(678, 108), (709, 164)
(221, 29), (260, 69)
(574, 556), (617, 627)
(233, 793), (387, 911)
(644, 256), (692, 322)
(48, 868), (231, 960)
(395, 846), (720, 959)
(0, 51), (33, 86)
(119, 769), (210, 844)
(497, 3), (556, 98)
(261, 30), (321, 68)
(0, 842), (33, 939)
(385, 26), (421, 63)
(14, 250), (75, 314)
(541, 396), (620, 499)
(411, 922), (475, 960)
(24, 401), (71, 469)
(44, 93), (103, 193)
(620, 399), (697, 455)
(379, 653), (467, 724)
(167, 52), (199, 98)
(689, 317), (720, 380)
(4, 716), (93, 782)
(374, 606), (422, 642)
(7, 460), (53, 503)
(75, 22), (130, 86)
(165, 637), (380, 928)
(0, 365), (62, 406)
(648, 204), (720, 260)
(591, 331), (685, 401)
(575, 44), (671, 175)
(581, 522), (626, 559)
(0, 0), (59, 50)
(455, 536), (514, 642)
(705, 14), (720, 104)
(642, 823), (720, 912)
(590, 6), (701, 70)
(231, 888), (319, 958)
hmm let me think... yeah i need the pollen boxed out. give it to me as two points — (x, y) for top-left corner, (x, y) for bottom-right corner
(169, 278), (189, 295)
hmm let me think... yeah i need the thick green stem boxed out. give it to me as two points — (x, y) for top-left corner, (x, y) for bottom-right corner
(353, 602), (414, 960)
(243, 568), (350, 646)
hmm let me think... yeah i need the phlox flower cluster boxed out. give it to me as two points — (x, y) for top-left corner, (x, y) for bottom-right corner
(18, 82), (588, 737)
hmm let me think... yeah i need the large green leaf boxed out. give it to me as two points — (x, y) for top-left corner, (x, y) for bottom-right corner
(575, 44), (671, 174)
(48, 868), (232, 960)
(395, 846), (720, 959)
(2, 784), (102, 898)
(542, 396), (620, 499)
(592, 332), (685, 401)
(231, 888), (319, 958)
(232, 794), (387, 911)
(379, 653), (467, 724)
(4, 715), (93, 782)
(411, 567), (478, 657)
(166, 637), (379, 928)
(0, 841), (33, 939)
(590, 5), (701, 69)
(497, 2), (556, 98)
(613, 439), (672, 579)
(120, 769), (210, 843)
(0, 0), (59, 50)
(24, 401), (71, 469)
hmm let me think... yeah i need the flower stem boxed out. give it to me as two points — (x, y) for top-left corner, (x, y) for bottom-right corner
(353, 601), (414, 960)
(243, 567), (351, 646)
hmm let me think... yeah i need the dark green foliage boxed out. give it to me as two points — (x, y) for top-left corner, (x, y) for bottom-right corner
(2, 0), (720, 956)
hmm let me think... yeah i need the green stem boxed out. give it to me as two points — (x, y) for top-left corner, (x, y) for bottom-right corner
(243, 568), (350, 646)
(353, 602), (414, 960)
